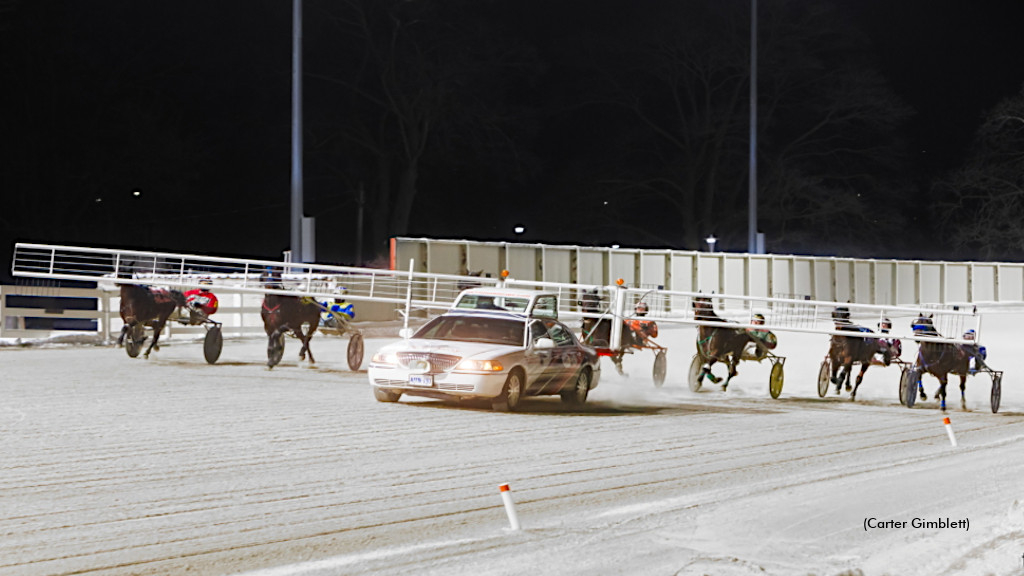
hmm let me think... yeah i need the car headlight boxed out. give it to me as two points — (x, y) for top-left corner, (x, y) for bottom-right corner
(371, 351), (399, 366)
(454, 359), (504, 372)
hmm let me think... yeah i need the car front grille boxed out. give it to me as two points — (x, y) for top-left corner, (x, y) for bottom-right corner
(396, 352), (461, 374)
(436, 382), (476, 392)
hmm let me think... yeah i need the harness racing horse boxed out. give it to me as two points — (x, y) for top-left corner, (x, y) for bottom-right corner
(260, 269), (321, 368)
(827, 307), (894, 400)
(116, 270), (185, 359)
(692, 295), (755, 390)
(578, 288), (642, 374)
(910, 314), (984, 411)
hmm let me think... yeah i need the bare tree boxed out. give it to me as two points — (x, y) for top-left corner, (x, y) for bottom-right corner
(935, 85), (1024, 259)
(561, 0), (913, 254)
(309, 0), (541, 259)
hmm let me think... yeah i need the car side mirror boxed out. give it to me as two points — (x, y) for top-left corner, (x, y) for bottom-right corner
(399, 328), (415, 339)
(533, 337), (555, 350)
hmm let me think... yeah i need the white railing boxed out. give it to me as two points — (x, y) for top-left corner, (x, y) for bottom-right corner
(392, 237), (1024, 306)
(0, 284), (265, 341)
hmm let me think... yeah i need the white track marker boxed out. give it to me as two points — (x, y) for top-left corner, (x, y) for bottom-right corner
(943, 416), (958, 447)
(499, 483), (521, 530)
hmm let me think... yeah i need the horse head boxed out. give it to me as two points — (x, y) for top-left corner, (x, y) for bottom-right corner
(456, 270), (484, 292)
(260, 267), (284, 289)
(831, 306), (851, 326)
(578, 288), (603, 314)
(692, 295), (717, 322)
(912, 313), (939, 336)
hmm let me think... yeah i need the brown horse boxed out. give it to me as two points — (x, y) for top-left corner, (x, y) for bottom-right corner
(910, 314), (985, 411)
(578, 288), (642, 374)
(827, 307), (895, 400)
(692, 295), (754, 390)
(260, 269), (320, 368)
(116, 272), (185, 359)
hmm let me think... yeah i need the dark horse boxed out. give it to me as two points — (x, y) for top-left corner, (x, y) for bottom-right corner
(260, 268), (321, 368)
(115, 270), (185, 359)
(911, 314), (986, 411)
(827, 307), (895, 400)
(578, 288), (641, 374)
(692, 295), (755, 390)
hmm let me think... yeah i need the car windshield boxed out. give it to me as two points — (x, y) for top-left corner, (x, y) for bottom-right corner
(454, 294), (531, 313)
(415, 315), (525, 346)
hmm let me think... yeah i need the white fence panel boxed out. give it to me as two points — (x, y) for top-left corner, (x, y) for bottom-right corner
(999, 265), (1023, 302)
(467, 244), (503, 279)
(640, 251), (667, 288)
(723, 255), (746, 298)
(748, 256), (770, 299)
(972, 264), (996, 302)
(608, 250), (635, 286)
(577, 249), (605, 286)
(505, 245), (537, 281)
(920, 263), (942, 303)
(671, 253), (695, 293)
(697, 254), (721, 294)
(542, 247), (572, 283)
(946, 263), (969, 303)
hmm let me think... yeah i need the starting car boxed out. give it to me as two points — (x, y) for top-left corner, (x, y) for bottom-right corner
(368, 288), (601, 411)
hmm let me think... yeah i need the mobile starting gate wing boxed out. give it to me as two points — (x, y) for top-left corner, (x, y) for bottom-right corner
(11, 243), (981, 346)
(499, 279), (982, 348)
(11, 243), (498, 311)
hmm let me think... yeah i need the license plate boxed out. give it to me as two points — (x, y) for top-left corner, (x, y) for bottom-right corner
(408, 374), (433, 387)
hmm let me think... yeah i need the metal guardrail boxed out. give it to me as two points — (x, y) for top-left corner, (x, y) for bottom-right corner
(10, 242), (982, 346)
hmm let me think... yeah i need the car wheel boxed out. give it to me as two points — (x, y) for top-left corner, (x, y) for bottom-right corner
(373, 387), (402, 403)
(561, 368), (591, 406)
(492, 370), (524, 412)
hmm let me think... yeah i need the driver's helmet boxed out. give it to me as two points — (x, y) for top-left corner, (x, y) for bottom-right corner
(634, 301), (649, 316)
(879, 318), (892, 333)
(963, 329), (976, 341)
(752, 313), (765, 325)
(198, 277), (213, 290)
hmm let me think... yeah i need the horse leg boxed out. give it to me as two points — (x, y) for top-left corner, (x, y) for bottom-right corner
(722, 356), (739, 390)
(701, 358), (722, 385)
(612, 353), (625, 375)
(144, 320), (164, 358)
(117, 324), (128, 346)
(937, 375), (948, 412)
(301, 322), (317, 364)
(959, 374), (968, 411)
(851, 364), (869, 401)
(843, 363), (854, 392)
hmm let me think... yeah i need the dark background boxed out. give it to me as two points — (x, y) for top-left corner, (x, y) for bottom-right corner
(3, 1), (1024, 283)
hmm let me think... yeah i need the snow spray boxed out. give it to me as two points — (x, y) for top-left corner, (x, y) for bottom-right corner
(499, 483), (521, 530)
(943, 417), (958, 447)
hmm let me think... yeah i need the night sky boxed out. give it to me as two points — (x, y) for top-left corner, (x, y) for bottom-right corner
(3, 1), (1024, 283)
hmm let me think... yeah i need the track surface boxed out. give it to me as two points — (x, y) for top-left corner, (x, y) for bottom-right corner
(4, 322), (1024, 576)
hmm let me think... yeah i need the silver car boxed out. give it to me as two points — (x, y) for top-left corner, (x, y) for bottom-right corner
(368, 290), (601, 411)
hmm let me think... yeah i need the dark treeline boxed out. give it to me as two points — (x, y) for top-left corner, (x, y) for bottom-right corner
(2, 0), (1023, 277)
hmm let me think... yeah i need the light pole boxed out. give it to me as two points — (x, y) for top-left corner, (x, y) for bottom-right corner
(290, 0), (304, 262)
(748, 0), (758, 254)
(706, 235), (718, 252)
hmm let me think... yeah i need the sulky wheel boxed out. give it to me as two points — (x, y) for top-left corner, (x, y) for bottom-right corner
(817, 358), (831, 398)
(898, 367), (910, 406)
(688, 354), (703, 392)
(203, 325), (223, 364)
(903, 368), (921, 409)
(653, 350), (667, 388)
(769, 361), (784, 399)
(991, 373), (1002, 414)
(347, 332), (364, 371)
